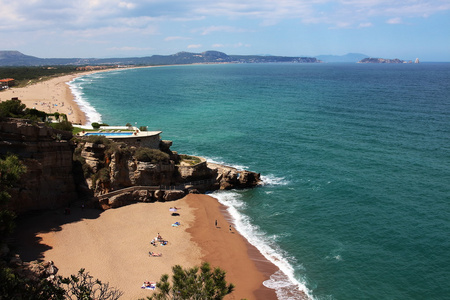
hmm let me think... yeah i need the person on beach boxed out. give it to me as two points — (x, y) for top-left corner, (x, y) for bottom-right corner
(215, 219), (218, 227)
(229, 225), (232, 232)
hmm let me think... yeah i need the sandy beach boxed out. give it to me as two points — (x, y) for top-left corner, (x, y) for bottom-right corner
(7, 70), (279, 299)
(15, 195), (278, 299)
(0, 73), (92, 125)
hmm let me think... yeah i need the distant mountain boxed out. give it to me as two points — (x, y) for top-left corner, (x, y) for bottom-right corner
(316, 53), (369, 63)
(0, 50), (321, 66)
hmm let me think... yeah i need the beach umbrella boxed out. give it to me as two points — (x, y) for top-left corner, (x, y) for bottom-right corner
(169, 207), (177, 212)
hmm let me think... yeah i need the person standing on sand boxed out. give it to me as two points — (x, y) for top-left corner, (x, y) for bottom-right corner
(215, 220), (217, 227)
(229, 225), (232, 232)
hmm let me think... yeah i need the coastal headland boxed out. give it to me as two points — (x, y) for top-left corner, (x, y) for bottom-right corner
(6, 69), (280, 299)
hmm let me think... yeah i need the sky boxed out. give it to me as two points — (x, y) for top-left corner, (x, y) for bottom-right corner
(1, 0), (450, 61)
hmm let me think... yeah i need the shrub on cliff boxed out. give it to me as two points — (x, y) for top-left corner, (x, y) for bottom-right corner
(86, 135), (111, 145)
(0, 98), (26, 119)
(50, 120), (73, 132)
(135, 147), (170, 163)
(0, 154), (26, 241)
(147, 262), (234, 300)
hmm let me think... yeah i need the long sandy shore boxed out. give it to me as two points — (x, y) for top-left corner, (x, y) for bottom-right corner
(0, 73), (92, 125)
(6, 70), (279, 299)
(15, 195), (278, 299)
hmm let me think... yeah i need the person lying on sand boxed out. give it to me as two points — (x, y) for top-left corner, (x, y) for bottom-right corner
(141, 281), (156, 289)
(149, 251), (162, 257)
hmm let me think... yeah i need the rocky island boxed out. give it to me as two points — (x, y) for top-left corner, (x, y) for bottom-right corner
(358, 57), (413, 64)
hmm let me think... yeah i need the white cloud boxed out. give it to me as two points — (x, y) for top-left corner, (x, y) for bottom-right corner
(4, 0), (450, 33)
(358, 22), (373, 28)
(211, 42), (250, 48)
(108, 46), (154, 51)
(386, 17), (402, 24)
(118, 1), (136, 9)
(164, 36), (192, 41)
(200, 25), (249, 35)
(187, 44), (202, 49)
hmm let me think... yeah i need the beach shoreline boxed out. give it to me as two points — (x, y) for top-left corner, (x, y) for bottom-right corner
(0, 72), (91, 125)
(0, 67), (141, 125)
(14, 195), (278, 299)
(6, 69), (280, 299)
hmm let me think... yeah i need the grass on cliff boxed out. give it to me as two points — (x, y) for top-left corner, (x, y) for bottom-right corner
(179, 155), (202, 166)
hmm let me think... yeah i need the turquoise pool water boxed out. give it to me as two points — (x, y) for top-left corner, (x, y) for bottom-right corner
(84, 132), (133, 136)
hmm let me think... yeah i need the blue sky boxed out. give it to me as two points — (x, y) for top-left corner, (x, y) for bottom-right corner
(1, 0), (449, 61)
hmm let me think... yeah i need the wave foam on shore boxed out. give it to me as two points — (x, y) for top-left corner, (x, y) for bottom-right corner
(68, 75), (102, 125)
(210, 190), (313, 300)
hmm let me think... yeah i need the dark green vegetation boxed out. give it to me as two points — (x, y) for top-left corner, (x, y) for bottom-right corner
(58, 268), (123, 300)
(0, 154), (26, 244)
(147, 262), (234, 300)
(0, 98), (69, 126)
(91, 122), (109, 129)
(0, 65), (80, 87)
(135, 147), (170, 163)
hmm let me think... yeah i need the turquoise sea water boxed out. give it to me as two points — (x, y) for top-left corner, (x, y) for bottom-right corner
(70, 63), (450, 300)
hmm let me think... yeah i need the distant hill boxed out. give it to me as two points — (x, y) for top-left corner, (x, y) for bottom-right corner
(0, 50), (321, 66)
(316, 53), (369, 63)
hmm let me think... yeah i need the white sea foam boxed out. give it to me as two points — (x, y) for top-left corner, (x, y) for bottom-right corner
(261, 174), (290, 186)
(68, 76), (102, 125)
(203, 156), (249, 171)
(210, 190), (314, 300)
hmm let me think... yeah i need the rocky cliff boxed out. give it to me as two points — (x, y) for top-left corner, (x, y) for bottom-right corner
(75, 137), (261, 208)
(1, 118), (261, 213)
(0, 118), (77, 213)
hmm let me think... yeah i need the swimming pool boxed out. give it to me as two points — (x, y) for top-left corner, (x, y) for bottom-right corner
(84, 132), (134, 136)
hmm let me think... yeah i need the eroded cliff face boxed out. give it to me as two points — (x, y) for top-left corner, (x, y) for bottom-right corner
(76, 138), (262, 208)
(0, 119), (77, 213)
(0, 118), (262, 213)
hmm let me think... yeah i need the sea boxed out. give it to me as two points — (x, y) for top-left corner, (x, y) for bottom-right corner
(69, 63), (450, 300)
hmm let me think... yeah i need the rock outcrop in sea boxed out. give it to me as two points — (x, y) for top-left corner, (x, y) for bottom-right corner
(358, 57), (413, 64)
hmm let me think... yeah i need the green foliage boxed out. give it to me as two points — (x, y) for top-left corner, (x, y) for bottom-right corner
(0, 98), (26, 118)
(86, 135), (111, 145)
(125, 123), (132, 127)
(139, 126), (148, 131)
(0, 154), (26, 242)
(91, 123), (109, 129)
(25, 108), (47, 121)
(148, 262), (235, 300)
(57, 268), (123, 300)
(0, 66), (79, 87)
(135, 148), (169, 163)
(0, 265), (65, 300)
(96, 167), (110, 183)
(50, 120), (74, 132)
